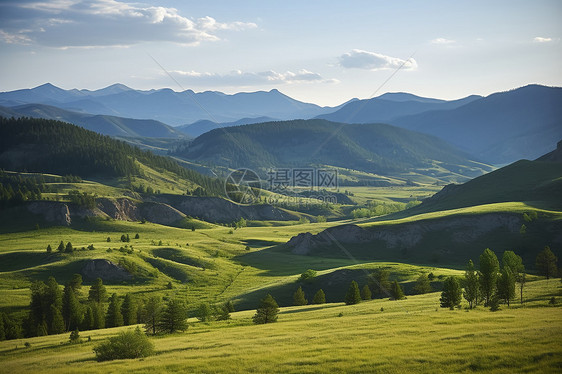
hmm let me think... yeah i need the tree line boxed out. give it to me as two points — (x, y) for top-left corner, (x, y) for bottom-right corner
(0, 117), (224, 196)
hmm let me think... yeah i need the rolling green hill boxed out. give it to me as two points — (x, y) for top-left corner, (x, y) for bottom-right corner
(175, 119), (492, 183)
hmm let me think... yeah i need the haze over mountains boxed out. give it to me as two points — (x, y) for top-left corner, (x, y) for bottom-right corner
(0, 83), (561, 165)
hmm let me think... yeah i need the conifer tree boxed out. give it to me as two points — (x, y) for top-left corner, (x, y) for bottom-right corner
(361, 284), (372, 300)
(46, 244), (52, 253)
(143, 296), (163, 335)
(345, 281), (361, 305)
(312, 289), (326, 304)
(158, 298), (188, 333)
(479, 248), (499, 306)
(463, 260), (479, 309)
(390, 281), (405, 300)
(65, 242), (73, 253)
(253, 294), (279, 324)
(49, 304), (65, 334)
(121, 293), (137, 326)
(536, 246), (558, 279)
(88, 278), (107, 304)
(293, 286), (308, 306)
(106, 294), (124, 328)
(412, 273), (432, 295)
(197, 303), (213, 322)
(81, 305), (94, 331)
(91, 302), (105, 330)
(57, 240), (65, 252)
(62, 283), (82, 331)
(440, 276), (462, 309)
(69, 274), (82, 294)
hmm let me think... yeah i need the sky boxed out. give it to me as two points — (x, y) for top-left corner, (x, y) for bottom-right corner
(0, 0), (561, 106)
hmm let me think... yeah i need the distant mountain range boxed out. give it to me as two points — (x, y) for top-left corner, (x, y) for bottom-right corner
(0, 83), (347, 125)
(0, 103), (184, 138)
(175, 119), (492, 183)
(319, 85), (562, 164)
(177, 116), (277, 137)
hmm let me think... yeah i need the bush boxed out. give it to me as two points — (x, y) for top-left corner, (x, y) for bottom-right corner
(94, 327), (154, 362)
(298, 269), (317, 282)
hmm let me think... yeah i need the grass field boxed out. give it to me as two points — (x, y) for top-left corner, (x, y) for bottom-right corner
(0, 279), (559, 373)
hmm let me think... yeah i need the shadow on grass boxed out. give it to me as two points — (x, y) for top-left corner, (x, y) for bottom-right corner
(0, 252), (62, 272)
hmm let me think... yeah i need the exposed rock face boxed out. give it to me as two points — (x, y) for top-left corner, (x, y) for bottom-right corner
(153, 195), (299, 223)
(27, 201), (72, 225)
(81, 259), (132, 282)
(287, 213), (523, 255)
(139, 202), (185, 225)
(97, 198), (139, 221)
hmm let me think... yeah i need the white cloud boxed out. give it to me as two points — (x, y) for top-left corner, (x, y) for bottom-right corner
(338, 49), (417, 71)
(431, 37), (455, 45)
(171, 69), (338, 86)
(533, 36), (552, 43)
(0, 0), (257, 47)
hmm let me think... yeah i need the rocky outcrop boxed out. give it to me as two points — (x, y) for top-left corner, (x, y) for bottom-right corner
(287, 213), (523, 255)
(97, 198), (139, 221)
(139, 202), (185, 225)
(152, 195), (299, 223)
(27, 201), (72, 226)
(81, 259), (132, 281)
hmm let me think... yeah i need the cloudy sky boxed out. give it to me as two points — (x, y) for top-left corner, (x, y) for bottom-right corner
(1, 0), (560, 106)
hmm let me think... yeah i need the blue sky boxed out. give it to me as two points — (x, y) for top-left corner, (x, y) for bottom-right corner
(0, 0), (560, 106)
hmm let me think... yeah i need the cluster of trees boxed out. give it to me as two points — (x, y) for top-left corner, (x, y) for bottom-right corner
(47, 241), (95, 253)
(0, 117), (224, 196)
(293, 286), (326, 305)
(440, 247), (558, 310)
(0, 171), (52, 207)
(67, 190), (96, 209)
(351, 202), (404, 219)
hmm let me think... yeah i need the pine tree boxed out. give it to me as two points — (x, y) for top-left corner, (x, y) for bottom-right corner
(361, 284), (372, 300)
(197, 303), (213, 322)
(88, 278), (107, 304)
(390, 281), (405, 300)
(91, 302), (105, 330)
(106, 293), (124, 328)
(536, 246), (558, 280)
(293, 286), (308, 306)
(69, 274), (82, 294)
(81, 305), (94, 331)
(479, 248), (499, 306)
(440, 276), (462, 309)
(62, 284), (82, 331)
(37, 320), (48, 337)
(497, 267), (515, 306)
(65, 242), (73, 253)
(121, 293), (137, 326)
(49, 304), (65, 334)
(463, 260), (479, 309)
(253, 294), (279, 324)
(413, 273), (432, 295)
(369, 268), (390, 297)
(46, 244), (52, 253)
(312, 289), (326, 304)
(57, 240), (65, 252)
(345, 281), (361, 305)
(143, 296), (163, 335)
(158, 299), (188, 333)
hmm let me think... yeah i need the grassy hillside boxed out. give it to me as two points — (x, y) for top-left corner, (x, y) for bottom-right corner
(175, 119), (491, 183)
(0, 279), (559, 373)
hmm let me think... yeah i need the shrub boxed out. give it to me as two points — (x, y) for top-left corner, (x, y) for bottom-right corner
(93, 327), (154, 362)
(298, 269), (317, 282)
(69, 329), (81, 344)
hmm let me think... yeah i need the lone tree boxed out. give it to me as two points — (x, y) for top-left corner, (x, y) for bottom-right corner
(536, 246), (558, 280)
(345, 281), (361, 305)
(293, 286), (308, 306)
(496, 267), (515, 306)
(46, 244), (52, 253)
(390, 281), (405, 300)
(463, 260), (479, 309)
(361, 284), (372, 300)
(440, 276), (462, 309)
(412, 273), (432, 295)
(88, 278), (107, 304)
(253, 294), (279, 324)
(159, 299), (188, 333)
(312, 289), (326, 304)
(143, 296), (163, 335)
(479, 248), (499, 306)
(369, 268), (390, 297)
